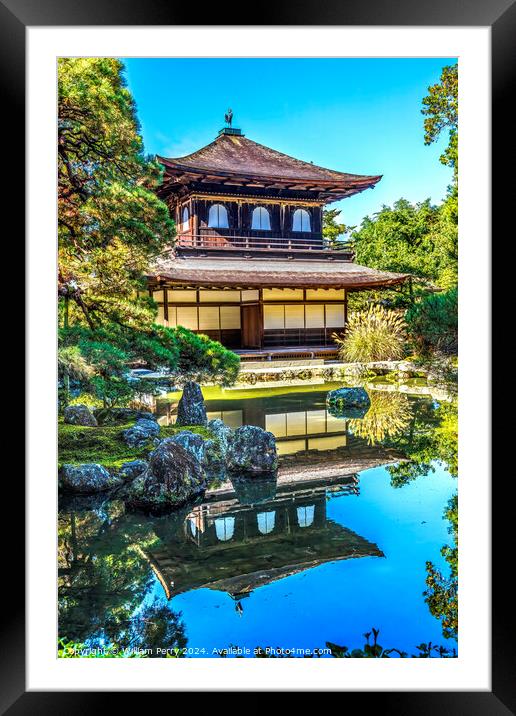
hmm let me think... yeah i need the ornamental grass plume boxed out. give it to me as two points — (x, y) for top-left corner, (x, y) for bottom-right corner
(334, 304), (406, 363)
(348, 391), (413, 446)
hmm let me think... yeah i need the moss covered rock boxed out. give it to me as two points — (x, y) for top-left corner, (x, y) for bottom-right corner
(126, 439), (206, 514)
(176, 382), (207, 427)
(63, 404), (98, 427)
(122, 418), (160, 448)
(118, 459), (148, 482)
(167, 431), (207, 464)
(207, 419), (233, 458)
(59, 463), (123, 494)
(326, 387), (371, 419)
(227, 425), (278, 475)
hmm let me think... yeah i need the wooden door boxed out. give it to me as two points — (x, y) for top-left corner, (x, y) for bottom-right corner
(241, 304), (262, 348)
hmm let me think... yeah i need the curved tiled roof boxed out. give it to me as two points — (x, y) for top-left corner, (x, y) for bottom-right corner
(158, 132), (381, 190)
(148, 255), (408, 289)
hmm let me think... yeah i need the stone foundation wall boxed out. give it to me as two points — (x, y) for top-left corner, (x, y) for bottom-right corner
(233, 360), (426, 390)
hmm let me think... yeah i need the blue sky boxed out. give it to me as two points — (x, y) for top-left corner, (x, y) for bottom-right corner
(123, 58), (456, 230)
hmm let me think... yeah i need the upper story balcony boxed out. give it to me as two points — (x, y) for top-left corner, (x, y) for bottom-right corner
(175, 228), (354, 261)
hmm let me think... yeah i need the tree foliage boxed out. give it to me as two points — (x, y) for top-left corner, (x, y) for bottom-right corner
(351, 62), (458, 316)
(322, 208), (353, 248)
(424, 493), (458, 640)
(57, 59), (240, 404)
(58, 58), (175, 329)
(58, 323), (240, 409)
(353, 198), (457, 290)
(422, 63), (458, 181)
(173, 327), (240, 388)
(405, 288), (458, 356)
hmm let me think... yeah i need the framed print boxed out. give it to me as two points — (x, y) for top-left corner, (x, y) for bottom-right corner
(2, 0), (512, 708)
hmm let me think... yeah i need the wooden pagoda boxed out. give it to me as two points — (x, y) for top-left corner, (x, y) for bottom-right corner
(147, 123), (407, 358)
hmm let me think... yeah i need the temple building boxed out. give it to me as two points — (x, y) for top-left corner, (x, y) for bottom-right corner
(147, 121), (407, 359)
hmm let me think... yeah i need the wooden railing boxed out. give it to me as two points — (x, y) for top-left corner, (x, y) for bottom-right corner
(176, 231), (353, 255)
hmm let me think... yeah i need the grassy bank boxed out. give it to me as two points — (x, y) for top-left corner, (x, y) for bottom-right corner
(59, 421), (212, 469)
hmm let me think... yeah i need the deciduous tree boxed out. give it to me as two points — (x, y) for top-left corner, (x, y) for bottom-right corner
(421, 63), (458, 183)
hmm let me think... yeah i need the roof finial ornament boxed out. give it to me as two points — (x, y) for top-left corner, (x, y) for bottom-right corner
(224, 108), (233, 127)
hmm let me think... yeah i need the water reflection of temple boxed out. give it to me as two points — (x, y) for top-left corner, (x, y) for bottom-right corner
(146, 391), (407, 602)
(156, 390), (350, 455)
(142, 467), (389, 602)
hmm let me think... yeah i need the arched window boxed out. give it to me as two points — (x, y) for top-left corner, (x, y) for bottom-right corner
(181, 206), (189, 232)
(208, 203), (229, 229)
(292, 208), (311, 232)
(297, 505), (315, 528)
(251, 206), (271, 230)
(257, 511), (276, 535)
(214, 517), (235, 541)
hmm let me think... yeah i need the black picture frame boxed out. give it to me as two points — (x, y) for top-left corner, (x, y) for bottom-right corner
(3, 0), (510, 709)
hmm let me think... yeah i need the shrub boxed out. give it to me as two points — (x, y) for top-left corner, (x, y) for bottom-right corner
(58, 345), (94, 408)
(58, 323), (240, 419)
(174, 326), (240, 387)
(78, 340), (135, 410)
(334, 305), (406, 363)
(405, 287), (458, 356)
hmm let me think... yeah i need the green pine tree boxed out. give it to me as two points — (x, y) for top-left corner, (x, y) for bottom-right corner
(58, 58), (175, 330)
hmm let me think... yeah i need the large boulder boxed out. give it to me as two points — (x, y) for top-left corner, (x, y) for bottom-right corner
(126, 438), (206, 513)
(227, 425), (278, 475)
(167, 431), (207, 464)
(122, 418), (160, 448)
(59, 463), (123, 494)
(63, 404), (98, 427)
(163, 425), (233, 475)
(326, 387), (371, 419)
(176, 382), (207, 426)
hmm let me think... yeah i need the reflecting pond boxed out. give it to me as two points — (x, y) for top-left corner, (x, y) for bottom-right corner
(58, 385), (458, 657)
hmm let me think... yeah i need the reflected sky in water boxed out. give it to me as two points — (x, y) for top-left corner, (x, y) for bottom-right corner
(59, 389), (457, 657)
(143, 464), (454, 656)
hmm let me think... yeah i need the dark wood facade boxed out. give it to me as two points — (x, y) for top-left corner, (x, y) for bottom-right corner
(175, 195), (324, 247)
(148, 126), (407, 355)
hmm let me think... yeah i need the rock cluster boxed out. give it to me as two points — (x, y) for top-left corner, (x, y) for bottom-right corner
(124, 420), (278, 512)
(59, 408), (278, 513)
